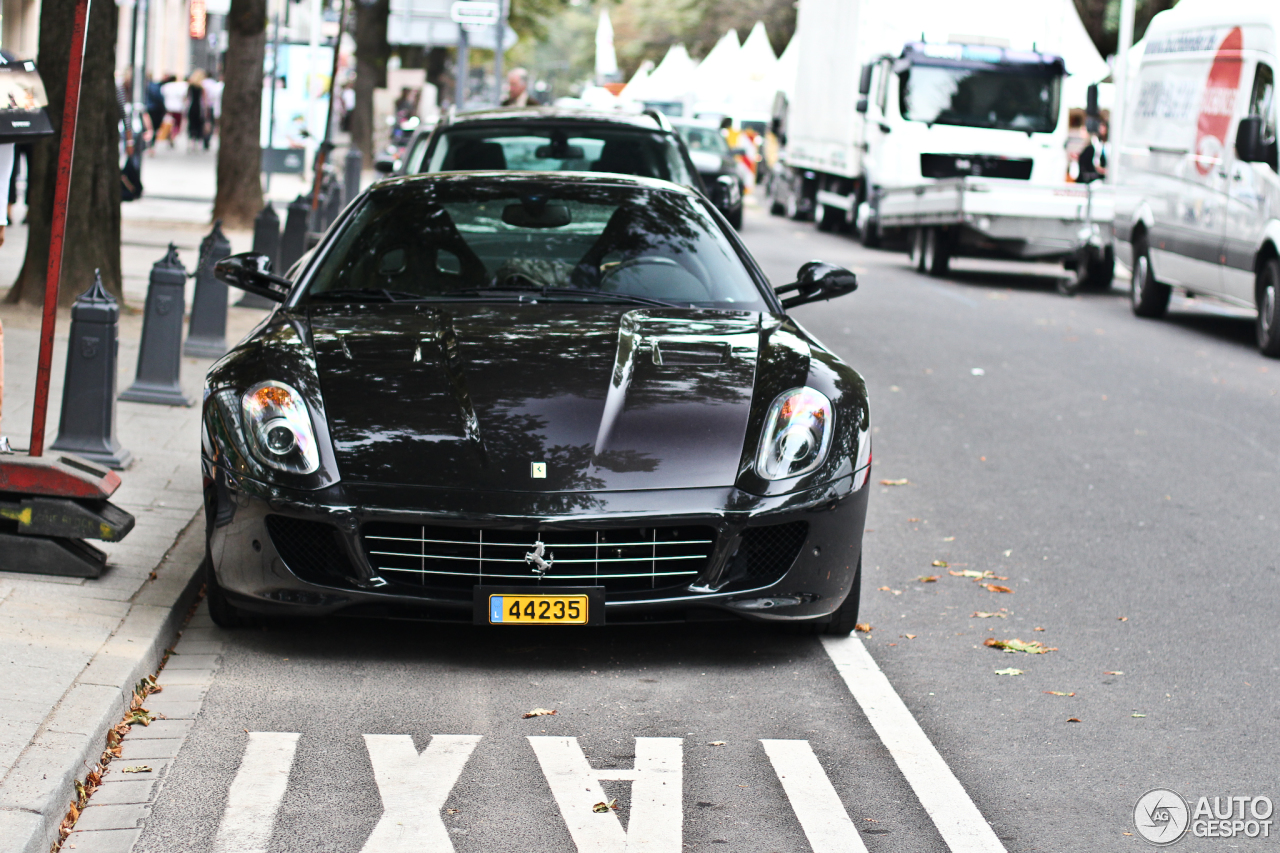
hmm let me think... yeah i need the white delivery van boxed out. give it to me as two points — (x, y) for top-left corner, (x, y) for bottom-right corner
(1114, 0), (1280, 356)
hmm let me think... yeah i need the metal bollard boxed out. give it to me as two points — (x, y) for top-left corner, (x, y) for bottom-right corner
(184, 220), (232, 357)
(236, 203), (280, 308)
(323, 182), (344, 231)
(344, 145), (363, 206)
(49, 271), (133, 469)
(279, 195), (310, 274)
(119, 245), (193, 407)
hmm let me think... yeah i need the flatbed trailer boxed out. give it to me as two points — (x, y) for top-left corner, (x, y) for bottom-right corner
(877, 177), (1115, 291)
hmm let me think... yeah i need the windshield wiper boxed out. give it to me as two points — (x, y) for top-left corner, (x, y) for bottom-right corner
(440, 284), (682, 308)
(308, 288), (427, 303)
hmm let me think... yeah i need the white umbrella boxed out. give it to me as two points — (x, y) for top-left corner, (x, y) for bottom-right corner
(690, 29), (744, 114)
(595, 9), (619, 82)
(620, 59), (655, 102)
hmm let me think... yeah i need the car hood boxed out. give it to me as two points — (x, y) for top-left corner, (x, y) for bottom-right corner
(309, 304), (763, 492)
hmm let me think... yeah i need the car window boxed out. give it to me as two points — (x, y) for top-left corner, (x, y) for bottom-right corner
(304, 181), (765, 309)
(424, 126), (695, 187)
(404, 134), (432, 173)
(1248, 62), (1276, 155)
(676, 125), (729, 156)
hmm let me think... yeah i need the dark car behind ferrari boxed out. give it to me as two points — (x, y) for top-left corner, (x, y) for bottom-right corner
(205, 172), (868, 632)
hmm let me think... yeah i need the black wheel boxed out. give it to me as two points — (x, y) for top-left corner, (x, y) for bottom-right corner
(910, 228), (927, 272)
(727, 205), (743, 230)
(785, 557), (862, 636)
(1257, 257), (1280, 358)
(817, 203), (841, 232)
(1130, 233), (1170, 318)
(205, 550), (258, 629)
(785, 184), (810, 222)
(860, 209), (882, 248)
(769, 194), (786, 217)
(923, 228), (950, 277)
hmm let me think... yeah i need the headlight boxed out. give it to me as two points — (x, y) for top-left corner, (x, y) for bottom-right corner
(242, 381), (320, 475)
(755, 387), (833, 480)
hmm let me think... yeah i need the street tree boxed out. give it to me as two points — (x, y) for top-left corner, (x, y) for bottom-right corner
(351, 0), (390, 168)
(214, 0), (268, 229)
(7, 0), (121, 306)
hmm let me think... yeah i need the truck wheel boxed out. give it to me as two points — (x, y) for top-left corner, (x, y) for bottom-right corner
(728, 205), (744, 230)
(911, 228), (927, 272)
(818, 204), (842, 232)
(1130, 235), (1170, 318)
(923, 228), (950, 277)
(861, 212), (882, 248)
(1257, 257), (1280, 358)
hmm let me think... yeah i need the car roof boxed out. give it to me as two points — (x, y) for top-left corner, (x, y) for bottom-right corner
(443, 106), (673, 133)
(372, 169), (700, 198)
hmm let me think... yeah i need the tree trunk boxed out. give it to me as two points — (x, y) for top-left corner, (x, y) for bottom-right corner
(213, 0), (267, 229)
(352, 0), (389, 169)
(7, 0), (121, 306)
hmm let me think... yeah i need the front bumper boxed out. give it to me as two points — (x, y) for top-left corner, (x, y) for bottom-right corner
(204, 465), (869, 625)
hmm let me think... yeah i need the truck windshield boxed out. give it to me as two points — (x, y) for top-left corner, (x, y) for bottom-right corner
(899, 65), (1061, 133)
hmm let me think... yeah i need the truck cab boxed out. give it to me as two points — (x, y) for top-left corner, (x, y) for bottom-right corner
(856, 42), (1071, 235)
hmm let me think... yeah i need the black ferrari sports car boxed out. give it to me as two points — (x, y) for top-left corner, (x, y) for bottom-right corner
(205, 172), (870, 631)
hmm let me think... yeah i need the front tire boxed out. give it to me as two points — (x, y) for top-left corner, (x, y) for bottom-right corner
(205, 551), (258, 629)
(922, 228), (950, 277)
(1257, 257), (1280, 358)
(1130, 234), (1170, 318)
(785, 557), (862, 636)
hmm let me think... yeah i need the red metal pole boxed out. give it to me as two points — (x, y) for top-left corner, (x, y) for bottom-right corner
(29, 0), (93, 457)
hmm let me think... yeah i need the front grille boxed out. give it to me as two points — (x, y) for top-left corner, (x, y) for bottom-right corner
(361, 523), (716, 596)
(921, 153), (1033, 181)
(726, 521), (809, 587)
(265, 515), (355, 584)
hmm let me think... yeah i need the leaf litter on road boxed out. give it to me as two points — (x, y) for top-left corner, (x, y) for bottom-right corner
(523, 708), (557, 719)
(917, 575), (939, 583)
(994, 668), (1024, 676)
(854, 623), (873, 633)
(981, 583), (1015, 594)
(1044, 691), (1076, 697)
(985, 637), (1056, 654)
(971, 610), (1008, 618)
(593, 798), (619, 813)
(931, 560), (948, 567)
(880, 478), (910, 486)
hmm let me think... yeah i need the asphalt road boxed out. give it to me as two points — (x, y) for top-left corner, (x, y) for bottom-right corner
(126, 206), (1280, 853)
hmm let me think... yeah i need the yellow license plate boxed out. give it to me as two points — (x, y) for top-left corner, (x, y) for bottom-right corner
(488, 594), (589, 624)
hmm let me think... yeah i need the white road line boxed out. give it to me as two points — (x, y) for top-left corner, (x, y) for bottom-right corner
(761, 739), (869, 853)
(821, 636), (1008, 853)
(360, 734), (482, 853)
(529, 736), (682, 852)
(210, 731), (301, 853)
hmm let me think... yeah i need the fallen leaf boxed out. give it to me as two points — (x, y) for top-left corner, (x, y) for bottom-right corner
(523, 708), (557, 719)
(902, 634), (917, 639)
(943, 536), (956, 541)
(876, 586), (902, 595)
(981, 583), (1014, 594)
(985, 637), (1055, 654)
(993, 668), (1023, 676)
(1002, 549), (1012, 557)
(854, 623), (873, 633)
(1033, 627), (1045, 632)
(907, 517), (920, 522)
(1131, 713), (1146, 718)
(971, 611), (1007, 619)
(917, 575), (939, 583)
(950, 569), (1006, 580)
(1124, 832), (1133, 836)
(880, 478), (909, 486)
(1066, 717), (1082, 723)
(1117, 616), (1128, 622)
(864, 817), (879, 823)
(1043, 691), (1076, 697)
(1104, 671), (1124, 675)
(593, 798), (619, 813)
(971, 367), (986, 375)
(120, 765), (152, 774)
(708, 741), (726, 747)
(931, 560), (948, 567)
(886, 643), (897, 646)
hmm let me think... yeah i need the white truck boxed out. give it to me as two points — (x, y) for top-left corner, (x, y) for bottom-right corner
(769, 0), (1114, 289)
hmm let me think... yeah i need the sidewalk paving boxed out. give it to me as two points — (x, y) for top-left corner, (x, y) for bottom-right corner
(0, 144), (305, 853)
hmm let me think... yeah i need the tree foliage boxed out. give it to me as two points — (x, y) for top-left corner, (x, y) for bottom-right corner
(1072, 0), (1180, 59)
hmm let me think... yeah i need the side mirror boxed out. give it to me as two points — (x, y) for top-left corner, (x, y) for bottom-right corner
(858, 63), (874, 97)
(1236, 115), (1266, 163)
(1085, 83), (1100, 120)
(775, 261), (858, 310)
(711, 174), (741, 212)
(374, 158), (397, 174)
(214, 253), (290, 303)
(856, 96), (869, 114)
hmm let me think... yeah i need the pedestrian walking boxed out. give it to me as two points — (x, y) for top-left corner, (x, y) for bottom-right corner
(160, 74), (186, 146)
(186, 70), (206, 152)
(202, 73), (223, 149)
(145, 75), (166, 153)
(1077, 118), (1108, 184)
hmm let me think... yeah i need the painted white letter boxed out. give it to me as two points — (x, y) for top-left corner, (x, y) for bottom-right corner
(211, 732), (301, 853)
(762, 739), (868, 853)
(360, 734), (482, 853)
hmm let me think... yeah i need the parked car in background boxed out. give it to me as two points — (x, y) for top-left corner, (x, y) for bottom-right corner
(670, 117), (745, 228)
(1114, 0), (1280, 356)
(382, 107), (743, 228)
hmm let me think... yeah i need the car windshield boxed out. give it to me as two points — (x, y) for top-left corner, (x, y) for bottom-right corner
(676, 125), (730, 156)
(899, 64), (1061, 133)
(303, 179), (767, 309)
(424, 126), (696, 187)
